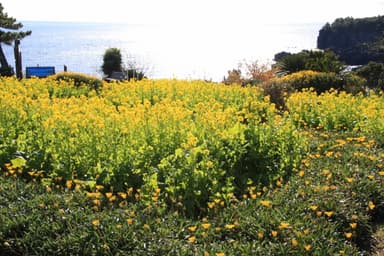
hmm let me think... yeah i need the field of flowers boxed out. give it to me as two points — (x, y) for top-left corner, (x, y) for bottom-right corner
(0, 77), (383, 255)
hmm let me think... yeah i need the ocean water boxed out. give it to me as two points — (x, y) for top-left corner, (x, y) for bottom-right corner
(3, 21), (324, 81)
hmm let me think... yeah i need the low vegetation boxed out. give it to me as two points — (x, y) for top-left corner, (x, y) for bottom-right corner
(0, 77), (383, 255)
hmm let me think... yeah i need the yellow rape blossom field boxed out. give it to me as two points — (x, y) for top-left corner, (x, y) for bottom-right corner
(0, 77), (383, 255)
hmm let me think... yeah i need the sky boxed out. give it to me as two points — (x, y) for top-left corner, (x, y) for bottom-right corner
(2, 0), (384, 25)
(1, 0), (383, 80)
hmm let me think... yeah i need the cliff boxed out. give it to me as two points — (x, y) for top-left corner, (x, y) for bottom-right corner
(317, 16), (384, 65)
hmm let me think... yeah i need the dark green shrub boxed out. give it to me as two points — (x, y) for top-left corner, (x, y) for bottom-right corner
(275, 49), (345, 76)
(0, 66), (14, 77)
(101, 48), (122, 77)
(341, 73), (367, 95)
(126, 69), (146, 81)
(354, 61), (384, 92)
(50, 72), (103, 92)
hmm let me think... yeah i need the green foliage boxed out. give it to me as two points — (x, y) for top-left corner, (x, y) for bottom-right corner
(317, 16), (384, 65)
(126, 69), (146, 81)
(341, 73), (367, 95)
(101, 48), (122, 77)
(261, 79), (294, 110)
(354, 61), (384, 92)
(277, 70), (343, 93)
(0, 3), (31, 45)
(275, 49), (345, 76)
(0, 66), (14, 77)
(0, 3), (31, 74)
(50, 72), (103, 92)
(1, 78), (383, 255)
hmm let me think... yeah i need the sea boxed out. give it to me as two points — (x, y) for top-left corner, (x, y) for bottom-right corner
(3, 21), (324, 81)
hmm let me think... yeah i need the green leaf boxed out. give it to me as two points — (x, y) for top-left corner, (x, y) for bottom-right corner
(11, 157), (26, 168)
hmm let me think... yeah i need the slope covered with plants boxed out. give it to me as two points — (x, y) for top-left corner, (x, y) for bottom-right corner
(0, 78), (383, 255)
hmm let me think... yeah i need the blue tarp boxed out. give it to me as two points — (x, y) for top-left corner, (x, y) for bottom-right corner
(26, 66), (55, 78)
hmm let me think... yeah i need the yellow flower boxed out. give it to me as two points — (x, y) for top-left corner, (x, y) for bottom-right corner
(378, 171), (384, 176)
(271, 230), (278, 237)
(260, 200), (272, 208)
(316, 211), (323, 217)
(66, 180), (72, 189)
(202, 223), (211, 229)
(95, 185), (104, 191)
(127, 218), (133, 225)
(322, 169), (330, 175)
(207, 202), (215, 209)
(118, 192), (127, 199)
(143, 224), (150, 231)
(349, 222), (357, 229)
(257, 232), (264, 239)
(324, 211), (334, 217)
(304, 244), (311, 252)
(92, 199), (101, 206)
(225, 224), (235, 230)
(345, 232), (353, 239)
(309, 205), (318, 211)
(346, 177), (354, 183)
(368, 201), (375, 210)
(303, 229), (310, 235)
(298, 171), (305, 177)
(92, 219), (100, 226)
(188, 226), (197, 232)
(278, 222), (290, 229)
(105, 192), (113, 199)
(187, 236), (196, 243)
(291, 238), (298, 247)
(215, 253), (225, 256)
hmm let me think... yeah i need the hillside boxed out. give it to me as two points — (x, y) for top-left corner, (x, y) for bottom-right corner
(317, 16), (384, 65)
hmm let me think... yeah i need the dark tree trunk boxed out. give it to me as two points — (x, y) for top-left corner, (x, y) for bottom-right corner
(14, 40), (22, 79)
(0, 43), (9, 68)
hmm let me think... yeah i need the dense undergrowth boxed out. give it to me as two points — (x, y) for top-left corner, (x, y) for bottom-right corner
(0, 77), (383, 255)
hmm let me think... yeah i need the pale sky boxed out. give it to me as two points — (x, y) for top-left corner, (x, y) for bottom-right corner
(2, 0), (383, 24)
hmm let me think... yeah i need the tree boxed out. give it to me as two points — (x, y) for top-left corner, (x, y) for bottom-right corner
(275, 49), (345, 76)
(101, 48), (122, 77)
(223, 69), (243, 85)
(0, 3), (31, 76)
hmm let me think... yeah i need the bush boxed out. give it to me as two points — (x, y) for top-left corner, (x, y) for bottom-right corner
(275, 49), (345, 76)
(101, 48), (122, 77)
(279, 70), (343, 93)
(341, 73), (367, 95)
(0, 66), (14, 77)
(354, 61), (384, 92)
(262, 70), (343, 110)
(50, 72), (103, 92)
(262, 79), (294, 110)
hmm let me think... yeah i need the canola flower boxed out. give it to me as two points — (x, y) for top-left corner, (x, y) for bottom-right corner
(1, 77), (383, 255)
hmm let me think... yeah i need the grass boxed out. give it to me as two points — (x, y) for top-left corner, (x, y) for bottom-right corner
(1, 129), (383, 255)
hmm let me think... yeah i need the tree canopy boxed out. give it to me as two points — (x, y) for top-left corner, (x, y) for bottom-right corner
(0, 3), (31, 44)
(274, 49), (345, 76)
(0, 3), (31, 76)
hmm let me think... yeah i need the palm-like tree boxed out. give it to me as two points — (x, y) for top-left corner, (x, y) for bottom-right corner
(0, 3), (31, 76)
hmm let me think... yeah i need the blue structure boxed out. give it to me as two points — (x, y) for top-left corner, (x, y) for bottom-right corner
(25, 66), (55, 78)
